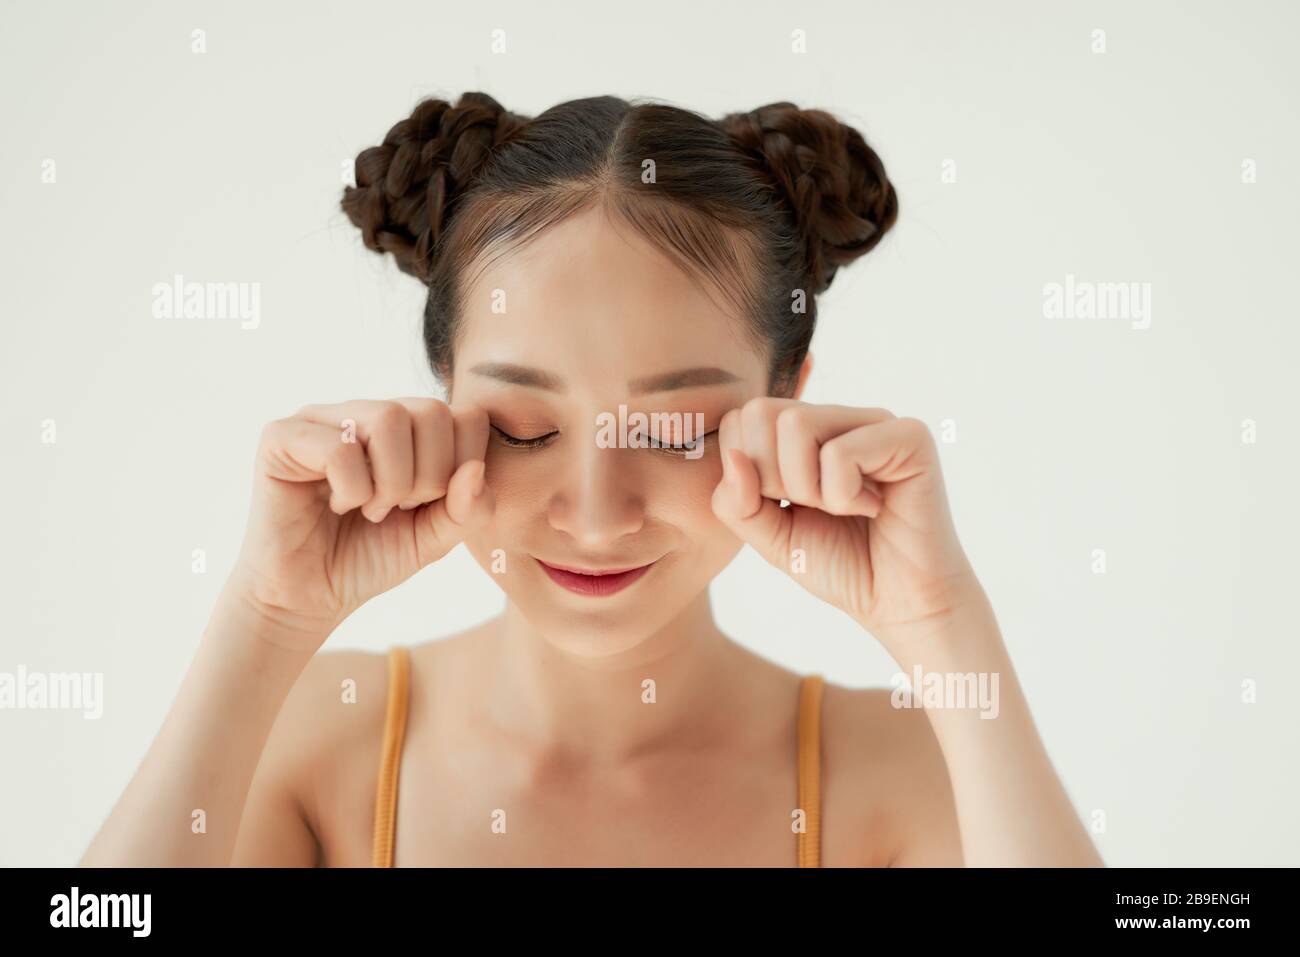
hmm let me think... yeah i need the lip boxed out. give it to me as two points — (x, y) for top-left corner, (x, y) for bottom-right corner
(535, 557), (656, 597)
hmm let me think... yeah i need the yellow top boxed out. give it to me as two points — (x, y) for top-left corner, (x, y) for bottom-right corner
(371, 645), (825, 867)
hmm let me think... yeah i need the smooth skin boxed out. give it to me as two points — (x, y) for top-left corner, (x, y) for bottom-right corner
(81, 205), (1102, 867)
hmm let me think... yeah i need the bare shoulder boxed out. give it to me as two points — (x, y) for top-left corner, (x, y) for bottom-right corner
(820, 681), (963, 866)
(275, 648), (392, 755)
(270, 625), (489, 825)
(233, 646), (395, 865)
(263, 648), (393, 839)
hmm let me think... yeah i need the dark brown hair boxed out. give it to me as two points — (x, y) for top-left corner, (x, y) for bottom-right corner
(341, 92), (897, 395)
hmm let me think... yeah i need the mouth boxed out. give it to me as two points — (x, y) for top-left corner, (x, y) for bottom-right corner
(534, 557), (657, 597)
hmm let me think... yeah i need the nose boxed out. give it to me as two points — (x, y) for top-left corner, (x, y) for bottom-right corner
(546, 441), (645, 547)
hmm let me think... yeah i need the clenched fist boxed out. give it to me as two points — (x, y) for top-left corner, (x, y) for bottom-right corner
(709, 398), (984, 654)
(226, 398), (496, 651)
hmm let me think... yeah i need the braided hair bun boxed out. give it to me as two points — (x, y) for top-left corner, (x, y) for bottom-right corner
(340, 92), (530, 284)
(719, 102), (898, 296)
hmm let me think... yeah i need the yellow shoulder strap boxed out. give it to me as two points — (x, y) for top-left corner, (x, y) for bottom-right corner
(797, 674), (824, 868)
(371, 645), (411, 867)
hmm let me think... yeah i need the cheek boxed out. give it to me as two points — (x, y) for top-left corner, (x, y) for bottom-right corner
(657, 468), (745, 588)
(457, 451), (533, 568)
(645, 459), (731, 555)
(662, 457), (745, 560)
(671, 459), (725, 513)
(474, 449), (726, 529)
(478, 446), (552, 508)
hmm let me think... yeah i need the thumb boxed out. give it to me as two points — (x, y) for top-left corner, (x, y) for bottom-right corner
(711, 444), (792, 570)
(414, 458), (496, 567)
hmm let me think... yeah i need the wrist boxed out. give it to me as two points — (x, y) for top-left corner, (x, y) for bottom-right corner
(864, 578), (1006, 670)
(208, 578), (337, 661)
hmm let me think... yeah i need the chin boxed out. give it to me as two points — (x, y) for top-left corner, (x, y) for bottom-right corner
(512, 590), (676, 657)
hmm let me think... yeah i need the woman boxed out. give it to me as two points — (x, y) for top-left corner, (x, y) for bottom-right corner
(81, 92), (1102, 867)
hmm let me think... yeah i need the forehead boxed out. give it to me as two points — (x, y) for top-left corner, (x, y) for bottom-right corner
(456, 205), (763, 391)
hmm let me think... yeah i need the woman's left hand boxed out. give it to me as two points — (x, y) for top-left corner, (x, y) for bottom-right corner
(710, 399), (987, 653)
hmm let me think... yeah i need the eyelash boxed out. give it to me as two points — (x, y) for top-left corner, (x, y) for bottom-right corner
(490, 425), (718, 456)
(491, 425), (558, 449)
(646, 430), (719, 456)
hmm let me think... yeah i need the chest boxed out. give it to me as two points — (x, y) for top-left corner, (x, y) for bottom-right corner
(395, 736), (808, 866)
(318, 728), (858, 867)
(314, 671), (897, 867)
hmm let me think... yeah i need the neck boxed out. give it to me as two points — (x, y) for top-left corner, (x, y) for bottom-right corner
(478, 590), (737, 764)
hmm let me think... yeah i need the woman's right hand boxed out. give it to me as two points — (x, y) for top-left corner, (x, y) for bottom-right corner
(221, 398), (496, 652)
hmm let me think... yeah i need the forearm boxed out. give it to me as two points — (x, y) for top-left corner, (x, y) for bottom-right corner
(882, 591), (1104, 867)
(80, 587), (319, 867)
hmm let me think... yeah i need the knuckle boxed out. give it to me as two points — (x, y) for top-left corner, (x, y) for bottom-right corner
(740, 396), (775, 430)
(424, 398), (453, 426)
(257, 417), (290, 451)
(404, 397), (449, 426)
(819, 437), (847, 470)
(416, 401), (454, 442)
(899, 416), (932, 443)
(373, 400), (409, 432)
(774, 404), (810, 435)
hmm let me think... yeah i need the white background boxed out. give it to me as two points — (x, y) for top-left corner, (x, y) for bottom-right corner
(1, 0), (1296, 866)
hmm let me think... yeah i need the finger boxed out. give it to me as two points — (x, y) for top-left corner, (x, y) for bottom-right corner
(774, 406), (822, 508)
(738, 397), (797, 502)
(711, 413), (792, 568)
(358, 402), (415, 522)
(820, 417), (936, 514)
(774, 404), (896, 509)
(299, 400), (415, 523)
(393, 397), (454, 510)
(257, 417), (374, 513)
(774, 403), (899, 512)
(449, 402), (490, 469)
(414, 458), (496, 568)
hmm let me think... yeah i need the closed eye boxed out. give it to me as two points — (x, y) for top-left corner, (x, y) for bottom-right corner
(491, 424), (558, 449)
(642, 429), (718, 456)
(491, 425), (716, 455)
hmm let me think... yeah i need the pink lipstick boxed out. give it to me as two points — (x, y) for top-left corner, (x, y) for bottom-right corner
(535, 558), (655, 596)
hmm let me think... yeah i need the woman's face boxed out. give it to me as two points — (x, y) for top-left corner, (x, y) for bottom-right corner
(452, 204), (773, 657)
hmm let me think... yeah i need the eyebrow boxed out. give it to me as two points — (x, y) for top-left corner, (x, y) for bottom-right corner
(468, 362), (741, 396)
